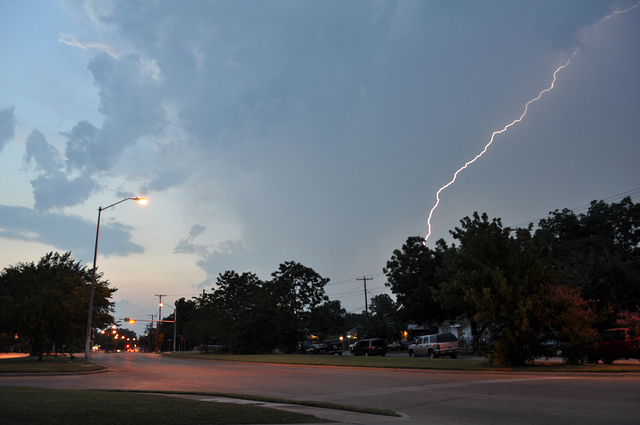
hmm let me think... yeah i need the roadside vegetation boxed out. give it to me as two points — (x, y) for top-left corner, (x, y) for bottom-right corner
(2, 352), (639, 375)
(0, 354), (103, 373)
(0, 386), (332, 425)
(167, 352), (640, 373)
(2, 197), (639, 368)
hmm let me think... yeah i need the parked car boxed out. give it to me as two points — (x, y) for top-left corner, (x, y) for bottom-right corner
(318, 339), (344, 355)
(409, 333), (459, 359)
(387, 340), (410, 351)
(541, 339), (562, 358)
(592, 328), (640, 364)
(305, 343), (322, 354)
(350, 338), (388, 356)
(297, 340), (313, 354)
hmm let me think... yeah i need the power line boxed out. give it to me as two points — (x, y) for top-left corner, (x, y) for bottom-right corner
(509, 186), (640, 230)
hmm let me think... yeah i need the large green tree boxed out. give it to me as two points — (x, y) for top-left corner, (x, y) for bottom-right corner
(267, 261), (329, 352)
(536, 196), (640, 325)
(435, 213), (595, 366)
(210, 270), (271, 354)
(383, 236), (449, 323)
(0, 252), (116, 360)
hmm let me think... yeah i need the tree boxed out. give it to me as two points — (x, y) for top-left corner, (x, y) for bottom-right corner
(267, 261), (329, 352)
(182, 262), (330, 354)
(434, 213), (591, 366)
(533, 284), (597, 364)
(361, 294), (399, 341)
(307, 300), (346, 340)
(209, 270), (271, 354)
(383, 236), (449, 323)
(0, 252), (116, 360)
(536, 196), (640, 324)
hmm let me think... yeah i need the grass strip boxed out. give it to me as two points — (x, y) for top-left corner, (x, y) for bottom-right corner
(0, 386), (332, 424)
(0, 355), (104, 373)
(166, 352), (640, 373)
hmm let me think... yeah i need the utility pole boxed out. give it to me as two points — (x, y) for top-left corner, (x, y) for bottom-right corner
(155, 294), (166, 352)
(147, 314), (156, 352)
(357, 276), (373, 316)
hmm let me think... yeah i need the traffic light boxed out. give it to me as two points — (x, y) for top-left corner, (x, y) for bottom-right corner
(124, 317), (136, 324)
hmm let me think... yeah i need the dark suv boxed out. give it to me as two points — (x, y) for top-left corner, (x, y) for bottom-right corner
(350, 338), (388, 356)
(592, 328), (640, 364)
(318, 339), (344, 355)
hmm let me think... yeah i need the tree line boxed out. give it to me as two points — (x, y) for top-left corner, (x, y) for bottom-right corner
(1, 197), (638, 365)
(384, 196), (640, 366)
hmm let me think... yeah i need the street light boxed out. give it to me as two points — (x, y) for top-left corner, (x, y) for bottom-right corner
(101, 324), (117, 352)
(160, 302), (178, 352)
(83, 197), (147, 366)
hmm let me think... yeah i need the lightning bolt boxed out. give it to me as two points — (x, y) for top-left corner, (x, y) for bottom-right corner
(424, 50), (577, 243)
(424, 1), (639, 244)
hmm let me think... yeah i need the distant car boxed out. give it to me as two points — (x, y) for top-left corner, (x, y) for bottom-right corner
(409, 333), (459, 359)
(387, 340), (410, 351)
(592, 328), (640, 364)
(318, 339), (344, 355)
(298, 340), (313, 354)
(541, 339), (562, 358)
(305, 343), (322, 354)
(387, 341), (401, 351)
(351, 338), (388, 356)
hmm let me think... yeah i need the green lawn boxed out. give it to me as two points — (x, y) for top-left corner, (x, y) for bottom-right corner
(167, 351), (640, 373)
(0, 355), (104, 373)
(0, 386), (332, 425)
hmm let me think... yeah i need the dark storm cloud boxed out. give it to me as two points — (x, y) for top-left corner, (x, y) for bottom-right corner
(30, 173), (97, 211)
(63, 51), (165, 177)
(23, 129), (97, 211)
(0, 204), (143, 261)
(0, 107), (15, 151)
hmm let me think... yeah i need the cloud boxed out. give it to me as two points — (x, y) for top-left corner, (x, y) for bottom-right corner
(0, 205), (143, 261)
(174, 224), (209, 257)
(30, 173), (97, 211)
(22, 129), (97, 211)
(58, 33), (121, 58)
(24, 130), (64, 174)
(194, 240), (253, 287)
(0, 107), (15, 151)
(3, 1), (638, 308)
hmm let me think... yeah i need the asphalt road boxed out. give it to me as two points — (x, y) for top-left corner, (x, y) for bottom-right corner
(1, 352), (639, 425)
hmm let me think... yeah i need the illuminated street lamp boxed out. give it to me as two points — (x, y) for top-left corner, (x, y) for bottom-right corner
(101, 324), (117, 352)
(83, 197), (147, 366)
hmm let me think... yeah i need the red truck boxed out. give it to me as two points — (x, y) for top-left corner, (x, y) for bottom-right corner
(592, 328), (640, 364)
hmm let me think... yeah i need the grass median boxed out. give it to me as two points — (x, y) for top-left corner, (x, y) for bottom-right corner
(0, 354), (104, 373)
(0, 386), (333, 424)
(166, 351), (640, 373)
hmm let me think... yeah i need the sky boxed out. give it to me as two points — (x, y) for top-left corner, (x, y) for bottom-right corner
(1, 1), (639, 335)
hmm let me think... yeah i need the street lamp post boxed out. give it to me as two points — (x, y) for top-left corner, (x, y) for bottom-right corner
(83, 197), (147, 366)
(159, 302), (178, 352)
(101, 325), (117, 352)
